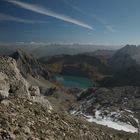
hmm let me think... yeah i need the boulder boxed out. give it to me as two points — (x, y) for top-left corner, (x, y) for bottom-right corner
(29, 86), (40, 96)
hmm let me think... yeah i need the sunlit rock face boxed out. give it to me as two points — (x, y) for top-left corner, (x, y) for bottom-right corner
(0, 72), (10, 100)
(0, 56), (30, 98)
(0, 56), (53, 112)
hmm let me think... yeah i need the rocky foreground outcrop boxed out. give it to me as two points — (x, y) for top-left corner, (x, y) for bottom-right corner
(0, 56), (140, 140)
(1, 95), (140, 140)
(0, 72), (9, 100)
(0, 56), (51, 107)
(0, 97), (115, 140)
(0, 56), (30, 99)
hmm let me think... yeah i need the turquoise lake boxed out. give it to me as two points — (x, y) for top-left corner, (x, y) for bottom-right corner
(55, 75), (94, 88)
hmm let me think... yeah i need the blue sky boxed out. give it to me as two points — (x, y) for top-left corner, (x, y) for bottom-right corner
(0, 0), (140, 45)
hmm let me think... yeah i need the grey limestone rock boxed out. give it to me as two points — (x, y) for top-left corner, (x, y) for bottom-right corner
(0, 72), (10, 101)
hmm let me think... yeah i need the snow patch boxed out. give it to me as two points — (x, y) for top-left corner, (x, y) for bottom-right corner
(71, 110), (138, 133)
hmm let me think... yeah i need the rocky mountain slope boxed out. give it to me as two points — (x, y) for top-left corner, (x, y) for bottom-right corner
(100, 45), (140, 86)
(0, 56), (30, 99)
(10, 50), (50, 80)
(71, 87), (140, 133)
(0, 56), (51, 107)
(3, 95), (140, 140)
(9, 50), (55, 94)
(0, 54), (140, 139)
(109, 45), (138, 70)
(113, 45), (140, 65)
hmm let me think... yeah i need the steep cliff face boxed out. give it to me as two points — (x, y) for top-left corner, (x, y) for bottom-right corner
(10, 50), (50, 80)
(0, 56), (30, 98)
(0, 56), (52, 108)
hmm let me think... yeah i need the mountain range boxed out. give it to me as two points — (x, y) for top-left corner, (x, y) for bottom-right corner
(40, 44), (140, 87)
(1, 44), (140, 139)
(0, 43), (118, 58)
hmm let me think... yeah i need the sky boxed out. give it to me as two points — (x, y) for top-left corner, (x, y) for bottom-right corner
(0, 0), (140, 45)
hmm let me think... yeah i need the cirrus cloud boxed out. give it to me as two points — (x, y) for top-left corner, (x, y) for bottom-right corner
(5, 0), (93, 30)
(0, 13), (47, 24)
(63, 0), (116, 33)
(105, 25), (116, 33)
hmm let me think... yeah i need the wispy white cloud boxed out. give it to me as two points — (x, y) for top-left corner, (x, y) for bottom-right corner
(5, 0), (93, 30)
(88, 32), (92, 35)
(0, 13), (47, 24)
(105, 25), (116, 32)
(63, 0), (116, 33)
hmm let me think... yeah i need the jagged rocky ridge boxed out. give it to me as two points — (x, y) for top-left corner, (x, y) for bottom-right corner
(10, 50), (50, 80)
(0, 55), (140, 139)
(0, 56), (51, 107)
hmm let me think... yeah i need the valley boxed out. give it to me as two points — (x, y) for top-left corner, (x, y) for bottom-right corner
(44, 45), (140, 87)
(40, 44), (140, 135)
(1, 0), (140, 139)
(0, 45), (140, 139)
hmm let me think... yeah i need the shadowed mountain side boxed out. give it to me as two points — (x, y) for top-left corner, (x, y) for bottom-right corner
(100, 66), (140, 87)
(71, 87), (140, 133)
(10, 50), (50, 80)
(109, 45), (140, 68)
(109, 53), (137, 70)
(43, 54), (111, 82)
(100, 45), (140, 87)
